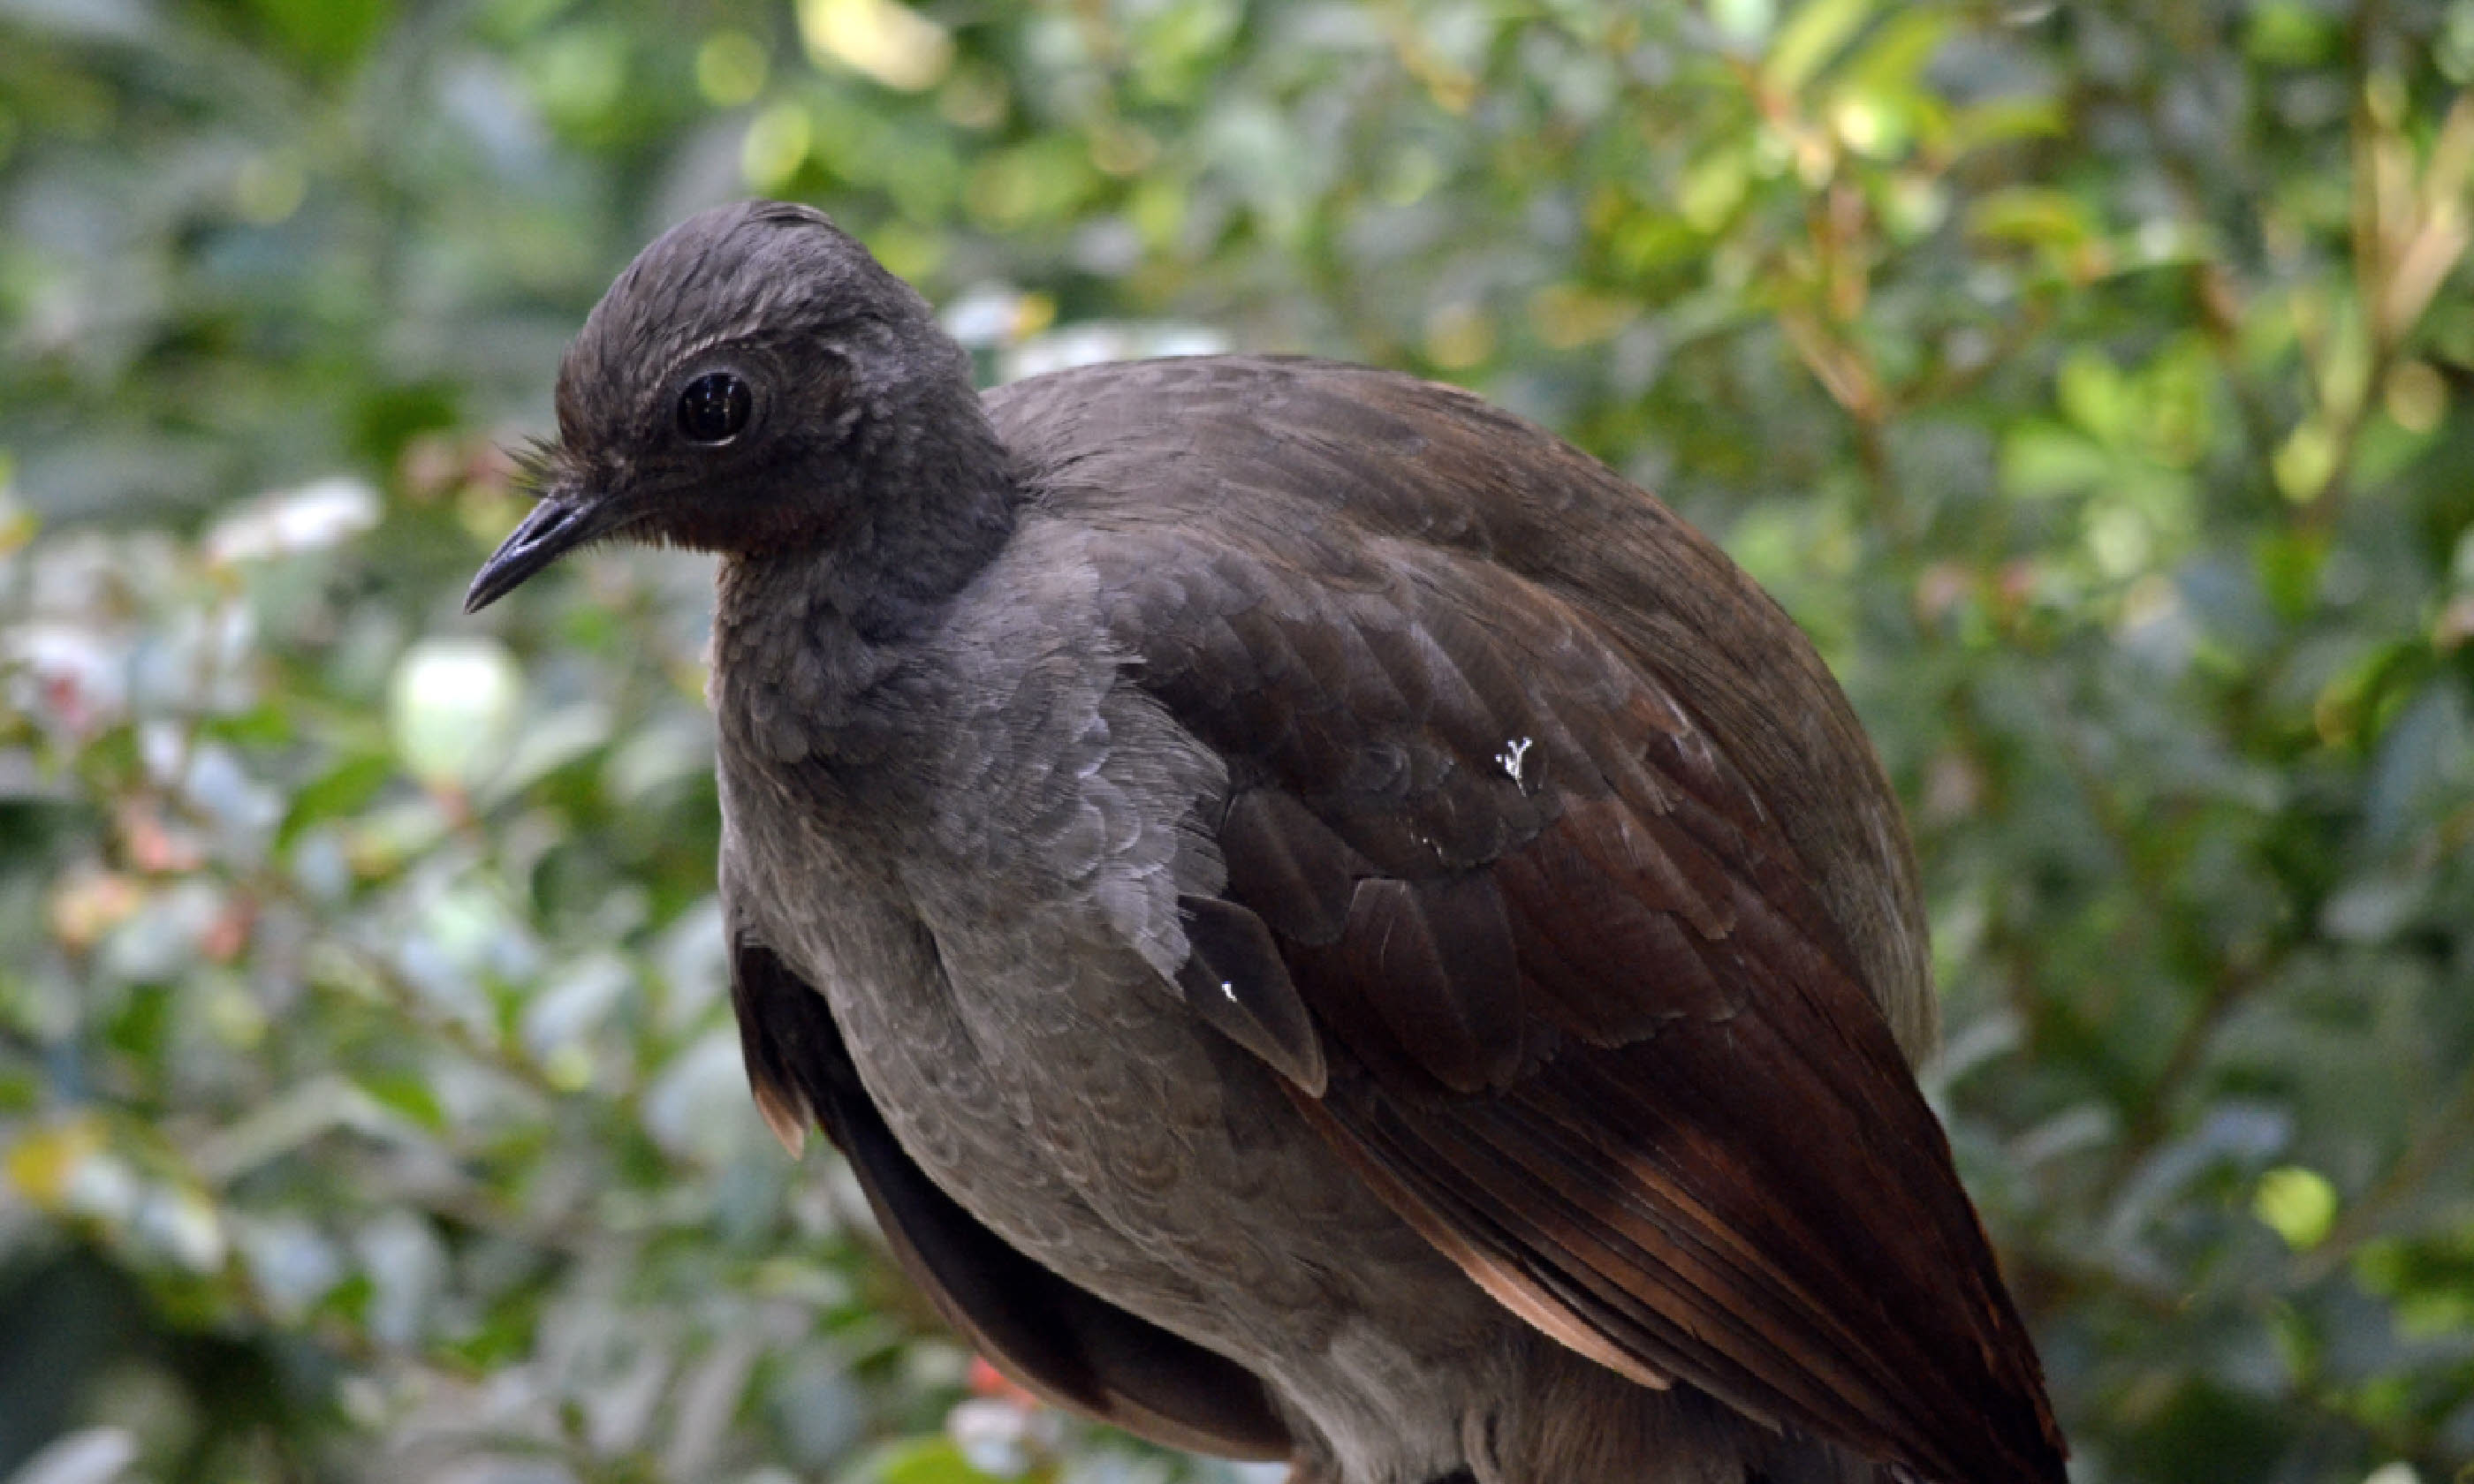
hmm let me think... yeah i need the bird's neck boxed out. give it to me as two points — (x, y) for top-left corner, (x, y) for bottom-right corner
(709, 552), (936, 782)
(839, 376), (1021, 629)
(710, 416), (1013, 771)
(725, 376), (1018, 617)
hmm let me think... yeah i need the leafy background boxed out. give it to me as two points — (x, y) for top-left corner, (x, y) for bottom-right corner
(4, 0), (2472, 1480)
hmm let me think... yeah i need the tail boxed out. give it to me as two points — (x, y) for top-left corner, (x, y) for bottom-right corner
(1468, 1337), (1901, 1484)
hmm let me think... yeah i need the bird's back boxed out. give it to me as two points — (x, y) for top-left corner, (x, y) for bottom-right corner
(984, 355), (1935, 1061)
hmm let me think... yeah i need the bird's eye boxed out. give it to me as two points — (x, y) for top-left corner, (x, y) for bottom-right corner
(677, 371), (752, 444)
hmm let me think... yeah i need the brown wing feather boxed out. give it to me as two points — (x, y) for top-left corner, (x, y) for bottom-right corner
(1218, 619), (2058, 1480)
(729, 938), (1292, 1461)
(1030, 362), (2065, 1483)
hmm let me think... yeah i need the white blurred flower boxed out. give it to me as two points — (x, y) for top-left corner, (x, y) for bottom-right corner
(205, 476), (380, 565)
(388, 637), (521, 791)
(4, 1427), (139, 1484)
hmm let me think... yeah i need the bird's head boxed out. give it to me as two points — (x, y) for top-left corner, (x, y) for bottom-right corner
(465, 200), (991, 614)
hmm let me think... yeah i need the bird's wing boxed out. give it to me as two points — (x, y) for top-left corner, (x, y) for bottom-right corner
(992, 355), (1939, 1060)
(725, 910), (1290, 1459)
(1077, 497), (2066, 1484)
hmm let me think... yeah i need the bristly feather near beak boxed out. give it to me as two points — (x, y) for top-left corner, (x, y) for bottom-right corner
(505, 435), (566, 503)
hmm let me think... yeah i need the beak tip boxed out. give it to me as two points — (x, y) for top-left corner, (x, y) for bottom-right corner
(462, 566), (513, 615)
(463, 493), (601, 617)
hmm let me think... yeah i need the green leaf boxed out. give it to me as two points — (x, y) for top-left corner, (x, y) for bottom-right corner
(1842, 7), (1949, 95)
(2056, 347), (2133, 445)
(279, 751), (395, 844)
(1967, 186), (2097, 249)
(859, 1438), (1006, 1484)
(359, 1070), (449, 1133)
(1763, 0), (1878, 93)
(1944, 96), (2066, 149)
(243, 0), (396, 71)
(2254, 1167), (2338, 1249)
(2245, 0), (2335, 66)
(2000, 423), (2114, 499)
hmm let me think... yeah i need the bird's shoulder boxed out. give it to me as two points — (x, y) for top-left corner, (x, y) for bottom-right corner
(985, 352), (1598, 547)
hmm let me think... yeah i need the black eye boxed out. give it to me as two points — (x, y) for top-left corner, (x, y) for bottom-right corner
(677, 371), (752, 443)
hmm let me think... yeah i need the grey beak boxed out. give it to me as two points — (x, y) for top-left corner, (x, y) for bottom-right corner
(464, 493), (623, 613)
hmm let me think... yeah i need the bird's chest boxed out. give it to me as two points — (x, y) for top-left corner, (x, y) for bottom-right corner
(715, 678), (1306, 1300)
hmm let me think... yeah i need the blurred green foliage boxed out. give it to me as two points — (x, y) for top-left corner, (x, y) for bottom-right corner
(3, 0), (2473, 1480)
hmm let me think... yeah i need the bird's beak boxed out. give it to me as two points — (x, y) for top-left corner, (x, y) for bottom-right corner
(463, 489), (629, 614)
